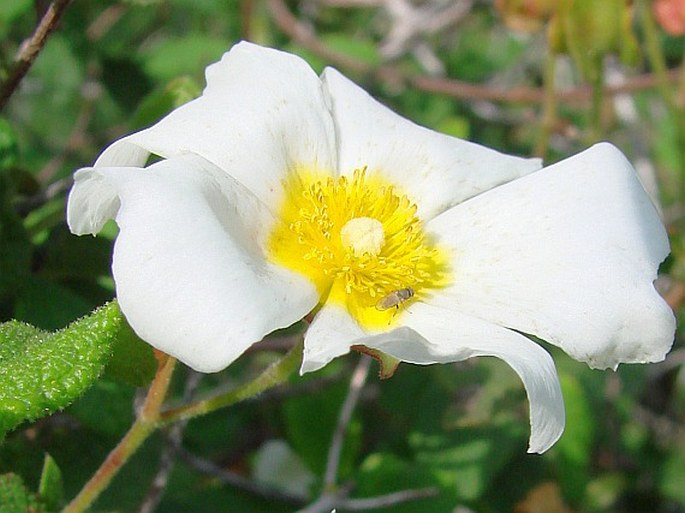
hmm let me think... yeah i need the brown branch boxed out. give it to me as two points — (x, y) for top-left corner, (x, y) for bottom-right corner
(267, 0), (679, 105)
(0, 0), (74, 111)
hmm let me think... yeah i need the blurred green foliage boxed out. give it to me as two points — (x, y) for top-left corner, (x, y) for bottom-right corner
(0, 0), (683, 512)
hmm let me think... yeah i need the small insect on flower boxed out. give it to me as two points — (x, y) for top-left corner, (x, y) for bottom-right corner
(376, 287), (415, 310)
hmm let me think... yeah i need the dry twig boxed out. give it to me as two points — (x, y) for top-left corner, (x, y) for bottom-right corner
(294, 356), (438, 512)
(0, 0), (74, 111)
(268, 0), (680, 105)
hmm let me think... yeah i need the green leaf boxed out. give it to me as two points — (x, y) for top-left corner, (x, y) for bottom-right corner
(410, 424), (525, 501)
(551, 369), (595, 502)
(321, 34), (381, 67)
(131, 76), (202, 130)
(281, 368), (361, 476)
(355, 452), (454, 513)
(0, 174), (32, 305)
(0, 473), (46, 513)
(13, 278), (92, 331)
(0, 118), (19, 171)
(38, 454), (64, 511)
(67, 378), (135, 437)
(0, 302), (122, 438)
(140, 34), (228, 82)
(105, 318), (157, 387)
(659, 438), (685, 505)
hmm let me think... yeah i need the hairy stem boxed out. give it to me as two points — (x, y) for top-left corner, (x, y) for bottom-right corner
(159, 338), (303, 425)
(62, 354), (177, 513)
(63, 339), (303, 513)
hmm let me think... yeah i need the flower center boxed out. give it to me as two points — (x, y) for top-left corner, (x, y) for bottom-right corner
(340, 217), (385, 257)
(267, 167), (449, 328)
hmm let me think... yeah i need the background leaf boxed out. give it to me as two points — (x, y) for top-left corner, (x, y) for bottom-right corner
(38, 454), (64, 512)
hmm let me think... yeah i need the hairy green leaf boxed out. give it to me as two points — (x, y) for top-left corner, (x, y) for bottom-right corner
(0, 473), (46, 513)
(0, 302), (122, 438)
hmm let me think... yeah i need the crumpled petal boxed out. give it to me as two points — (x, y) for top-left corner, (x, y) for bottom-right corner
(321, 67), (542, 220)
(94, 42), (338, 208)
(425, 142), (675, 369)
(69, 154), (318, 372)
(303, 302), (564, 453)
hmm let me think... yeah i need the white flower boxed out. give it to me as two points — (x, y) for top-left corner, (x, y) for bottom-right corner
(67, 42), (675, 453)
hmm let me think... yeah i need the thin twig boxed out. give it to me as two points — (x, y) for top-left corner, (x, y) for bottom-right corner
(294, 483), (438, 512)
(324, 356), (372, 488)
(380, 0), (473, 63)
(178, 448), (308, 506)
(138, 370), (202, 513)
(294, 493), (340, 513)
(37, 83), (98, 184)
(338, 487), (439, 510)
(293, 356), (372, 513)
(0, 0), (74, 111)
(37, 4), (122, 185)
(295, 356), (439, 513)
(268, 0), (681, 105)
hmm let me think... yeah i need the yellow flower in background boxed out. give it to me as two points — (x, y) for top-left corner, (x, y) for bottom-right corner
(67, 42), (675, 453)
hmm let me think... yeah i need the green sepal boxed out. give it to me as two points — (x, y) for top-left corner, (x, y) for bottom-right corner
(104, 317), (157, 387)
(351, 345), (401, 379)
(38, 454), (64, 511)
(0, 302), (122, 439)
(0, 473), (46, 513)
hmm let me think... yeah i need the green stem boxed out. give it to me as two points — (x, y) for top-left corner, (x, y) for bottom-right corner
(62, 339), (303, 512)
(159, 338), (303, 425)
(534, 50), (558, 159)
(61, 354), (177, 513)
(678, 52), (685, 108)
(639, 0), (676, 108)
(589, 60), (604, 143)
(639, 0), (685, 175)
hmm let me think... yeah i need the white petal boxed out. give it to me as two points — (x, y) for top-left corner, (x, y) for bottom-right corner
(67, 168), (121, 235)
(71, 154), (318, 372)
(320, 67), (542, 220)
(95, 42), (337, 207)
(395, 303), (565, 454)
(301, 305), (366, 374)
(427, 142), (675, 369)
(303, 302), (565, 453)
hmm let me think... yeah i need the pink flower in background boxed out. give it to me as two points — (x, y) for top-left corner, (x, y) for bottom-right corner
(654, 0), (685, 35)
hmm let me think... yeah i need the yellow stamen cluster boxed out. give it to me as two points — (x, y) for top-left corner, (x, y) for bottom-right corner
(268, 167), (449, 328)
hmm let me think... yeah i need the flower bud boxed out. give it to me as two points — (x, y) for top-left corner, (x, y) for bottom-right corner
(495, 0), (556, 33)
